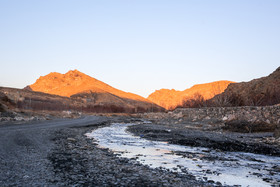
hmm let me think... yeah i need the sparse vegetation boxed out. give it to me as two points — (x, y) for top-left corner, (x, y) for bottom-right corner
(177, 88), (280, 109)
(0, 87), (163, 114)
(179, 93), (208, 108)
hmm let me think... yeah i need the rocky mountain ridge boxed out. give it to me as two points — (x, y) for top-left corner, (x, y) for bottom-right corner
(0, 70), (166, 117)
(211, 67), (280, 106)
(147, 81), (233, 110)
(24, 70), (164, 113)
(29, 70), (147, 102)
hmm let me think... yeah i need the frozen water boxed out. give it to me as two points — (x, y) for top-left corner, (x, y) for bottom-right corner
(86, 123), (280, 186)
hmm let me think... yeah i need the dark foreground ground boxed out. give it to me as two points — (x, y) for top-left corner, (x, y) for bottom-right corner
(0, 116), (208, 187)
(1, 115), (279, 186)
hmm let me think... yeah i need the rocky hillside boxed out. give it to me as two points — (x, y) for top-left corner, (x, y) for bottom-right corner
(147, 81), (233, 110)
(25, 70), (163, 112)
(28, 70), (146, 102)
(211, 67), (280, 106)
(1, 86), (163, 115)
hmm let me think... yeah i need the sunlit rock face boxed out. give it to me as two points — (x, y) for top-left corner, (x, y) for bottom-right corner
(147, 81), (233, 110)
(27, 70), (164, 112)
(29, 70), (145, 101)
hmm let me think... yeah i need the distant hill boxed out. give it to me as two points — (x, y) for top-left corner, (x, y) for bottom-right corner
(29, 70), (147, 101)
(210, 67), (280, 106)
(23, 70), (164, 113)
(147, 81), (233, 110)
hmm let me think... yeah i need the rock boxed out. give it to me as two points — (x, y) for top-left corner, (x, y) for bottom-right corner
(227, 114), (236, 121)
(67, 138), (77, 142)
(147, 81), (233, 110)
(274, 125), (280, 138)
(14, 116), (24, 121)
(216, 181), (222, 186)
(205, 116), (211, 120)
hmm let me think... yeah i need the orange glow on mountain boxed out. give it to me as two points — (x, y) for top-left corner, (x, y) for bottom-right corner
(29, 70), (149, 102)
(147, 81), (234, 110)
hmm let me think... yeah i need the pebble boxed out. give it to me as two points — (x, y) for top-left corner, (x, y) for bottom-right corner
(67, 137), (77, 142)
(46, 126), (206, 187)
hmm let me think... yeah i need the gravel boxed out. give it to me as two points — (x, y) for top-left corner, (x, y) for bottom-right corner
(2, 115), (278, 186)
(0, 116), (209, 187)
(128, 122), (280, 156)
(47, 123), (208, 187)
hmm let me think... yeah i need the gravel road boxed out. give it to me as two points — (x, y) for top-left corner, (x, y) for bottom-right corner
(0, 116), (207, 187)
(0, 116), (108, 186)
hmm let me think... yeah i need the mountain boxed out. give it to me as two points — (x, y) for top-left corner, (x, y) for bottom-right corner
(26, 70), (164, 113)
(29, 70), (146, 101)
(147, 81), (233, 110)
(210, 67), (280, 106)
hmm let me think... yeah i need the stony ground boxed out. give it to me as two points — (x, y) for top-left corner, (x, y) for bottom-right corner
(128, 120), (280, 156)
(1, 114), (279, 186)
(0, 116), (209, 187)
(48, 123), (208, 187)
(127, 120), (280, 185)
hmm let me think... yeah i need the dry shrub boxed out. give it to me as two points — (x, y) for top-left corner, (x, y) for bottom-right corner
(223, 120), (276, 133)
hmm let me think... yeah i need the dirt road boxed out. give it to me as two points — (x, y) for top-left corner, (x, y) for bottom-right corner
(0, 116), (106, 186)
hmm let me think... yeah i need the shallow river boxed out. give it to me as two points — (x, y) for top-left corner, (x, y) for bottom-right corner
(86, 123), (280, 186)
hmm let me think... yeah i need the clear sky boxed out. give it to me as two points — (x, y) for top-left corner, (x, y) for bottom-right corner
(0, 0), (279, 97)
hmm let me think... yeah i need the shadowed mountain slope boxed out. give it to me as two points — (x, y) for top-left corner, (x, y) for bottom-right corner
(210, 67), (280, 106)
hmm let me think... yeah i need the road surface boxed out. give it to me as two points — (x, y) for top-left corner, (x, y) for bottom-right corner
(0, 116), (106, 186)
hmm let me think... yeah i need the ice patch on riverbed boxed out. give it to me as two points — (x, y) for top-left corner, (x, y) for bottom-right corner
(86, 123), (280, 186)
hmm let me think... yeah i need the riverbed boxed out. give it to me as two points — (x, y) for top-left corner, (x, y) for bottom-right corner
(86, 123), (280, 186)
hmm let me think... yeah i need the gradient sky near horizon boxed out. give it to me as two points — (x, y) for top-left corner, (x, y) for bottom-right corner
(0, 0), (279, 97)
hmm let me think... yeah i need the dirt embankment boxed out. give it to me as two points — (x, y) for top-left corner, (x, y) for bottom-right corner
(137, 105), (280, 138)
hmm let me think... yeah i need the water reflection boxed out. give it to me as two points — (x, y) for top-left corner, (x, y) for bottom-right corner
(86, 123), (280, 187)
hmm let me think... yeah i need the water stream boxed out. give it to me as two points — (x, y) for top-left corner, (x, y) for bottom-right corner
(86, 123), (280, 186)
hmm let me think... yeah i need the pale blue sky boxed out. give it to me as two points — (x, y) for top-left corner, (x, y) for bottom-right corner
(0, 0), (279, 97)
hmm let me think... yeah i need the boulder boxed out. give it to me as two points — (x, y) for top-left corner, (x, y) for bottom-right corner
(0, 103), (5, 112)
(274, 125), (280, 138)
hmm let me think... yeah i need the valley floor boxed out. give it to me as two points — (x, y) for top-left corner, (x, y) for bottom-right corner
(128, 121), (280, 156)
(0, 115), (205, 187)
(0, 115), (279, 186)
